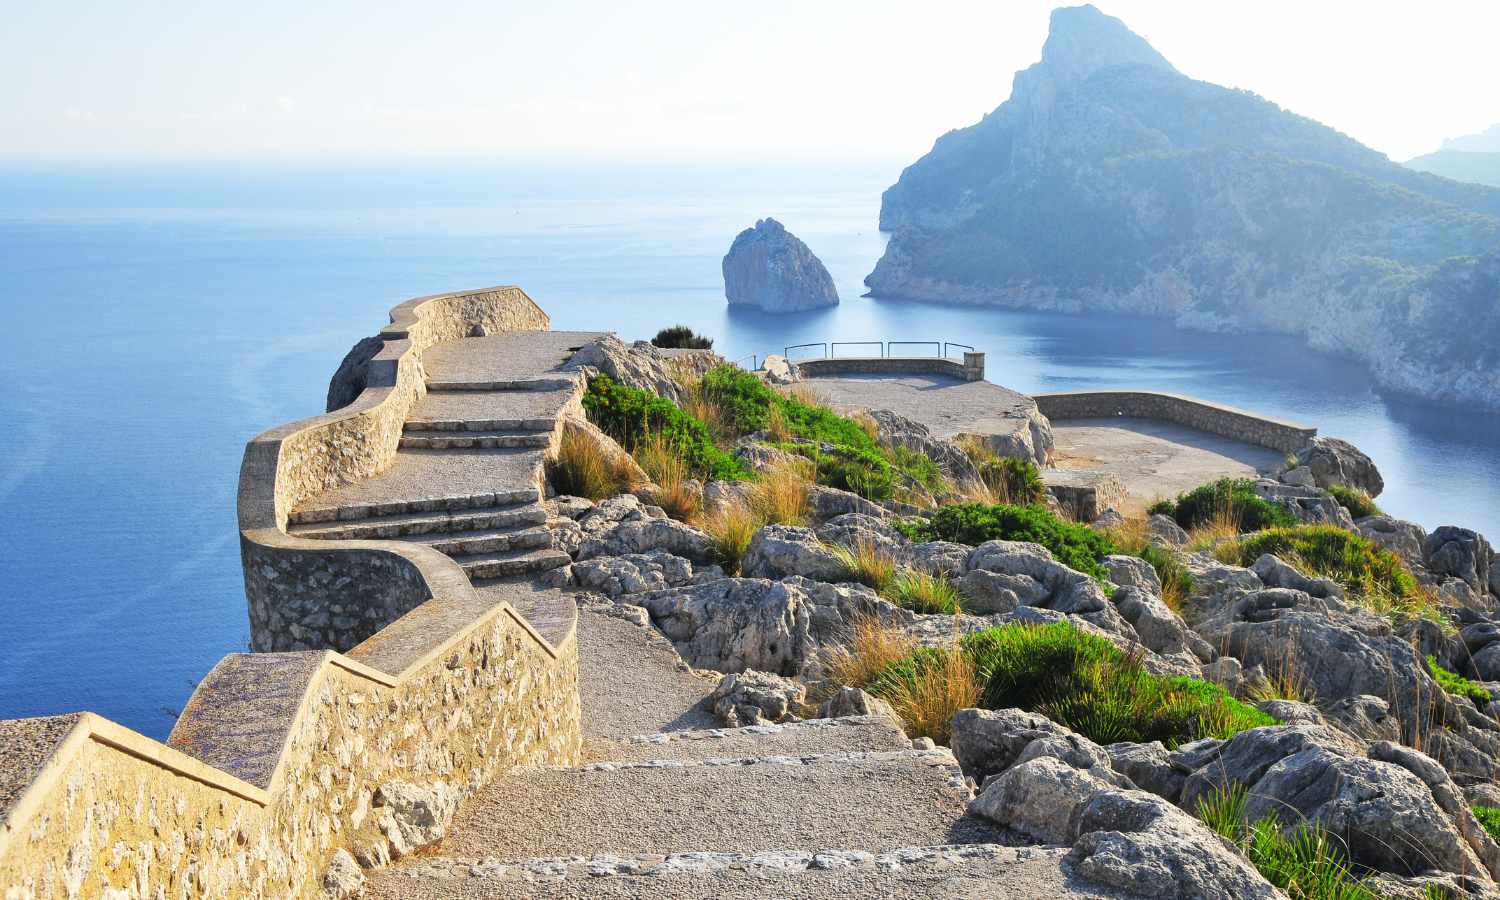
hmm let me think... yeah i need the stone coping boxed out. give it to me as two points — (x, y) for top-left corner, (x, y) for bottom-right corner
(796, 356), (970, 379)
(1032, 390), (1317, 454)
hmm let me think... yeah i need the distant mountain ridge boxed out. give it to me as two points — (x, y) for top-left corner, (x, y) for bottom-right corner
(867, 4), (1500, 409)
(1442, 123), (1500, 153)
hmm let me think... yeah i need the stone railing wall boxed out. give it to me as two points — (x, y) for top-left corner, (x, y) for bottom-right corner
(796, 353), (985, 382)
(0, 576), (580, 899)
(237, 286), (550, 653)
(1032, 390), (1317, 453)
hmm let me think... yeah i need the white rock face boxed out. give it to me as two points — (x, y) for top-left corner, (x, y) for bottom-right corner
(722, 218), (839, 312)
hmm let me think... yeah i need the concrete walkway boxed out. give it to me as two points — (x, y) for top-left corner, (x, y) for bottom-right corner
(1050, 418), (1284, 513)
(799, 373), (1039, 442)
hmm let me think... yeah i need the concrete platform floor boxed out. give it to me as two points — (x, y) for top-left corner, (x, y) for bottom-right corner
(1049, 417), (1283, 514)
(798, 374), (1038, 442)
(422, 330), (608, 383)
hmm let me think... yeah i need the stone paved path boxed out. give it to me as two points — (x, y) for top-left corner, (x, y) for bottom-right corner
(800, 373), (1039, 442)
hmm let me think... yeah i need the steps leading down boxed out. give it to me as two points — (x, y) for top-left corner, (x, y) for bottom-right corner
(365, 610), (1111, 899)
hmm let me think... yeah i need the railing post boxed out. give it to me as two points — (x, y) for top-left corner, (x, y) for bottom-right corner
(962, 351), (985, 382)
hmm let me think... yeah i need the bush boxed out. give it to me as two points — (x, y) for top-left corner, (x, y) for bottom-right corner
(582, 374), (748, 481)
(871, 622), (1273, 748)
(1427, 656), (1491, 707)
(1327, 484), (1382, 519)
(1224, 525), (1425, 617)
(550, 427), (633, 500)
(897, 502), (1117, 584)
(651, 325), (713, 349)
(1152, 478), (1296, 533)
(1198, 785), (1376, 900)
(787, 442), (896, 501)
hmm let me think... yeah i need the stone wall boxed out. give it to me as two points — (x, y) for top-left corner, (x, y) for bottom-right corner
(796, 354), (985, 382)
(1032, 390), (1316, 453)
(0, 602), (579, 899)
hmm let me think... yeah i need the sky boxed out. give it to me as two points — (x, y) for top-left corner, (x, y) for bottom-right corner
(2, 0), (1497, 165)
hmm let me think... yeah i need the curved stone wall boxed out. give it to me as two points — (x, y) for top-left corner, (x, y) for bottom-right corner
(1032, 390), (1317, 453)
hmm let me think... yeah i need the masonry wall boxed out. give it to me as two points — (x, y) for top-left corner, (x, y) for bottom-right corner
(796, 356), (980, 381)
(1032, 390), (1317, 453)
(0, 607), (580, 899)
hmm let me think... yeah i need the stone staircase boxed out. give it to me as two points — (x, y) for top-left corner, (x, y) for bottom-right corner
(363, 610), (1104, 899)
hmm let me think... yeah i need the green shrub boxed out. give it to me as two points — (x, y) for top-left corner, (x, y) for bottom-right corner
(871, 622), (1273, 748)
(1473, 805), (1500, 843)
(785, 442), (895, 501)
(1137, 542), (1193, 609)
(1197, 785), (1376, 900)
(1152, 478), (1296, 532)
(1225, 525), (1425, 617)
(1428, 656), (1492, 707)
(651, 325), (713, 349)
(1327, 484), (1382, 519)
(886, 569), (964, 615)
(896, 502), (1118, 584)
(975, 455), (1047, 505)
(582, 374), (748, 481)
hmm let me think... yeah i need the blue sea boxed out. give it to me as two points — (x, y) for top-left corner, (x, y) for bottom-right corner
(4, 159), (1500, 739)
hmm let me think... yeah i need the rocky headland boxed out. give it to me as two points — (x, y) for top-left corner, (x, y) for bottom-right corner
(723, 217), (840, 312)
(866, 4), (1500, 411)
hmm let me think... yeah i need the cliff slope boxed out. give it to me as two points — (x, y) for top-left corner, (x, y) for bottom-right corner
(867, 4), (1500, 408)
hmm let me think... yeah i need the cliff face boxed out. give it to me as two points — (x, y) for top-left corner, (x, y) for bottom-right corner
(867, 4), (1500, 408)
(723, 218), (840, 312)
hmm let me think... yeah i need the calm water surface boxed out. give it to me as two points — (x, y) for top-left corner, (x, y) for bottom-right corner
(2, 160), (1498, 738)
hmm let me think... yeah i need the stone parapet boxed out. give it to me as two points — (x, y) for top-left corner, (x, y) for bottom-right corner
(1032, 390), (1316, 454)
(795, 355), (979, 381)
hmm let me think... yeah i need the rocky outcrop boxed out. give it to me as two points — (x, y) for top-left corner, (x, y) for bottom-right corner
(1295, 437), (1385, 497)
(710, 670), (807, 726)
(325, 335), (385, 412)
(566, 334), (712, 403)
(722, 218), (839, 312)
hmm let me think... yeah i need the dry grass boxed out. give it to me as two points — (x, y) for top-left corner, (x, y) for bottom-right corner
(747, 462), (811, 526)
(1244, 654), (1313, 705)
(680, 386), (731, 446)
(634, 435), (700, 521)
(882, 647), (982, 745)
(1189, 505), (1244, 555)
(695, 500), (760, 576)
(851, 411), (880, 443)
(823, 616), (916, 692)
(1103, 516), (1152, 555)
(765, 403), (794, 443)
(826, 537), (898, 590)
(784, 383), (829, 409)
(551, 427), (633, 500)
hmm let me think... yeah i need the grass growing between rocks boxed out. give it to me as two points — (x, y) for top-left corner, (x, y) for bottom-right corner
(1102, 517), (1195, 612)
(1218, 525), (1435, 622)
(956, 436), (1048, 506)
(825, 538), (968, 615)
(1151, 478), (1296, 534)
(897, 502), (1117, 585)
(824, 616), (917, 691)
(634, 434), (699, 520)
(1472, 805), (1500, 843)
(1197, 785), (1377, 900)
(1327, 484), (1382, 519)
(697, 502), (761, 576)
(584, 373), (749, 481)
(550, 428), (635, 500)
(1427, 656), (1492, 707)
(869, 622), (1274, 748)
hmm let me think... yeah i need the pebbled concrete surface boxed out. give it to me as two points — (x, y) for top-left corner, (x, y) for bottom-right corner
(590, 717), (912, 765)
(423, 331), (609, 384)
(800, 373), (1039, 442)
(292, 447), (545, 516)
(574, 609), (718, 744)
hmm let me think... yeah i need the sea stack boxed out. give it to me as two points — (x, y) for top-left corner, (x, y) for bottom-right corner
(722, 217), (839, 312)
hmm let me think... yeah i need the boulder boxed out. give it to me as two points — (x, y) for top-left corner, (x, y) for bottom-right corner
(1106, 741), (1189, 803)
(1425, 526), (1495, 594)
(1279, 465), (1317, 488)
(320, 849), (365, 899)
(711, 670), (806, 726)
(960, 541), (1135, 641)
(722, 217), (839, 312)
(635, 578), (811, 675)
(566, 334), (701, 403)
(733, 442), (805, 474)
(949, 707), (1075, 783)
(1148, 514), (1189, 546)
(909, 541), (972, 578)
(1252, 479), (1355, 530)
(571, 550), (705, 598)
(373, 781), (459, 856)
(1357, 516), (1427, 569)
(578, 516), (714, 563)
(325, 335), (385, 412)
(762, 354), (799, 384)
(806, 484), (889, 520)
(1102, 554), (1161, 595)
(866, 409), (982, 485)
(552, 495), (596, 520)
(1324, 695), (1401, 744)
(1295, 436), (1385, 497)
(817, 686), (900, 724)
(702, 479), (754, 515)
(969, 756), (1114, 843)
(741, 525), (850, 582)
(1249, 553), (1343, 600)
(1111, 586), (1213, 666)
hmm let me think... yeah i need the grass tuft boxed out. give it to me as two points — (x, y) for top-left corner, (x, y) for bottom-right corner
(634, 434), (699, 521)
(886, 569), (965, 615)
(897, 502), (1117, 586)
(824, 616), (917, 691)
(696, 501), (760, 576)
(550, 427), (633, 500)
(1327, 484), (1382, 519)
(1151, 478), (1296, 533)
(826, 538), (898, 591)
(1427, 656), (1492, 707)
(746, 462), (812, 526)
(876, 646), (981, 744)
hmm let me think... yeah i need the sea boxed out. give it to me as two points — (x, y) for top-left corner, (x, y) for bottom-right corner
(3, 158), (1500, 739)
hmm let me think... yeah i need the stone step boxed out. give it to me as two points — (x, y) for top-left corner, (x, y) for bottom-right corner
(404, 417), (556, 434)
(452, 547), (572, 579)
(287, 488), (540, 526)
(367, 843), (1081, 899)
(287, 502), (548, 538)
(426, 377), (578, 392)
(585, 716), (912, 765)
(399, 525), (554, 557)
(423, 749), (997, 863)
(400, 430), (553, 450)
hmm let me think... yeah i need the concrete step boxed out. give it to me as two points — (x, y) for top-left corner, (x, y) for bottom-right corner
(426, 748), (997, 863)
(367, 844), (1086, 899)
(287, 502), (548, 538)
(403, 417), (556, 434)
(400, 429), (553, 450)
(425, 377), (579, 392)
(453, 547), (572, 579)
(287, 489), (541, 527)
(399, 525), (554, 557)
(585, 716), (913, 765)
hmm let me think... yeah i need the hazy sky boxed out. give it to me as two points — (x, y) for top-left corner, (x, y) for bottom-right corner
(4, 1), (1496, 164)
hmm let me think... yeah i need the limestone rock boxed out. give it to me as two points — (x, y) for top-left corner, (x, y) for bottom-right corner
(1105, 741), (1188, 803)
(733, 442), (805, 474)
(970, 756), (1113, 843)
(325, 335), (385, 412)
(761, 354), (799, 384)
(571, 550), (704, 598)
(1102, 554), (1161, 596)
(866, 409), (982, 485)
(1425, 526), (1495, 593)
(909, 541), (972, 578)
(1253, 479), (1355, 530)
(373, 781), (458, 853)
(1295, 436), (1385, 497)
(711, 670), (806, 726)
(635, 578), (812, 675)
(567, 334), (702, 403)
(320, 849), (365, 899)
(1111, 586), (1213, 666)
(722, 218), (839, 312)
(578, 516), (714, 563)
(561, 415), (648, 486)
(1358, 515), (1427, 568)
(741, 525), (850, 583)
(806, 484), (889, 520)
(1249, 553), (1343, 600)
(817, 686), (900, 724)
(950, 707), (1074, 783)
(1148, 514), (1189, 546)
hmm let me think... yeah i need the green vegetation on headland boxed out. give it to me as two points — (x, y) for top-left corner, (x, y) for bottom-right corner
(1149, 478), (1295, 533)
(897, 502), (1116, 584)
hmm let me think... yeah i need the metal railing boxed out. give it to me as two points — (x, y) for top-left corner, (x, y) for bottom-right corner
(781, 340), (977, 360)
(733, 352), (759, 370)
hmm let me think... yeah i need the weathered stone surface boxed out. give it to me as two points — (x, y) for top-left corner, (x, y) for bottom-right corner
(1425, 525), (1495, 593)
(634, 578), (812, 675)
(961, 542), (1131, 643)
(566, 333), (706, 403)
(1252, 479), (1356, 529)
(571, 550), (704, 598)
(909, 541), (972, 577)
(325, 335), (385, 412)
(741, 525), (850, 583)
(761, 353), (799, 384)
(1296, 436), (1385, 497)
(710, 670), (807, 726)
(1102, 554), (1160, 595)
(722, 217), (839, 312)
(1324, 694), (1401, 743)
(817, 686), (900, 725)
(561, 415), (647, 486)
(1106, 741), (1187, 804)
(970, 756), (1114, 843)
(806, 484), (889, 520)
(1357, 515), (1426, 568)
(1111, 586), (1213, 666)
(1279, 465), (1317, 487)
(375, 781), (460, 853)
(321, 849), (365, 899)
(733, 442), (805, 474)
(950, 707), (1073, 783)
(1148, 514), (1189, 546)
(578, 516), (714, 563)
(1249, 553), (1343, 600)
(866, 408), (982, 485)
